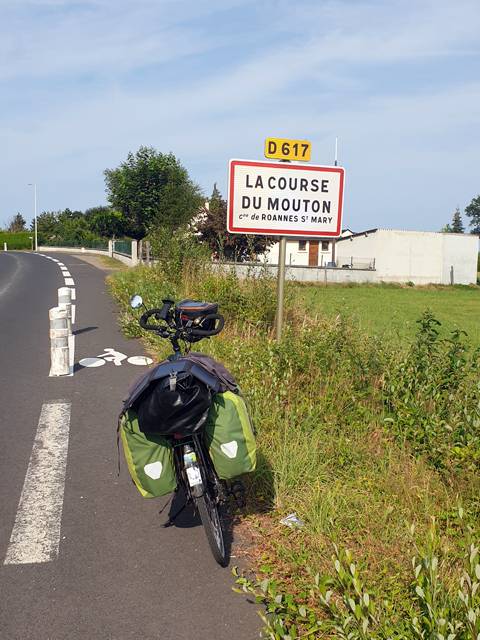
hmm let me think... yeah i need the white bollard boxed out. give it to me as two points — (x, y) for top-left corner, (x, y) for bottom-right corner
(58, 287), (72, 334)
(3, 242), (7, 251)
(49, 307), (70, 376)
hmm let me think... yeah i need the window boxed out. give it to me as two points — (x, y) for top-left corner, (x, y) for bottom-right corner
(321, 241), (329, 251)
(298, 240), (307, 251)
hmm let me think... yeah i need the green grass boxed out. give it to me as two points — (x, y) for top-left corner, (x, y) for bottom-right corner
(108, 263), (480, 637)
(99, 255), (127, 270)
(294, 282), (480, 345)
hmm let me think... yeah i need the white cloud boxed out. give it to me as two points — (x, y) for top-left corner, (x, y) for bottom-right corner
(1, 0), (480, 228)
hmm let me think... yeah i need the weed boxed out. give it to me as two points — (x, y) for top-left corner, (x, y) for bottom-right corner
(108, 262), (480, 636)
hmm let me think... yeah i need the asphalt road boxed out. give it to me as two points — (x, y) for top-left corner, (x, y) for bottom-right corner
(0, 251), (260, 640)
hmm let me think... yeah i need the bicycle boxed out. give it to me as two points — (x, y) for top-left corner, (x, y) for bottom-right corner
(127, 295), (236, 566)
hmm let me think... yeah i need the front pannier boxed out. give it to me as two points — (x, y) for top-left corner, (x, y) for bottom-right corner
(204, 391), (256, 479)
(120, 409), (177, 498)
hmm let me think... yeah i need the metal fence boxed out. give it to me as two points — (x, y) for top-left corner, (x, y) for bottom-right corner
(41, 238), (109, 250)
(336, 256), (376, 270)
(113, 239), (132, 257)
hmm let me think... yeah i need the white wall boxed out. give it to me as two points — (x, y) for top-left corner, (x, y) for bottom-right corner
(267, 240), (309, 266)
(38, 246), (109, 256)
(212, 262), (377, 283)
(265, 238), (333, 266)
(336, 229), (479, 285)
(441, 233), (478, 284)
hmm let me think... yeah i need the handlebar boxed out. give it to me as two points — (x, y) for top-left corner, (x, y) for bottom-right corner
(138, 305), (224, 341)
(158, 299), (174, 321)
(139, 308), (170, 331)
(189, 314), (224, 337)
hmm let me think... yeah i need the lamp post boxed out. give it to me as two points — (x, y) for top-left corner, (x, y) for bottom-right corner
(27, 183), (38, 251)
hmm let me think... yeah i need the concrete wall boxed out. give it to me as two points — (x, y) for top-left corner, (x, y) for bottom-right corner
(212, 262), (377, 283)
(38, 246), (109, 256)
(336, 230), (479, 285)
(441, 233), (478, 284)
(38, 239), (140, 267)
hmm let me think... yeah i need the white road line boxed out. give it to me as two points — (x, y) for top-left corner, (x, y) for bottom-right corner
(64, 278), (75, 286)
(72, 303), (76, 324)
(4, 401), (71, 565)
(62, 271), (71, 277)
(71, 288), (76, 301)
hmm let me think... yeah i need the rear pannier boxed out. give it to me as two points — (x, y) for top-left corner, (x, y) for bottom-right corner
(120, 410), (177, 498)
(204, 391), (256, 479)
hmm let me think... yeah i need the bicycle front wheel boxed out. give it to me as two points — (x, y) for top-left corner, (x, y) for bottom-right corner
(195, 489), (227, 567)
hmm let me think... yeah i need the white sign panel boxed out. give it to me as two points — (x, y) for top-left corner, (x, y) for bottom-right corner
(228, 159), (345, 237)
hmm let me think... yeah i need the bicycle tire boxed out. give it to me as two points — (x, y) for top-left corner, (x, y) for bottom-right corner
(195, 489), (227, 567)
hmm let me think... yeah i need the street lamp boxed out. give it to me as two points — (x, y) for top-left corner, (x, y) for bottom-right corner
(27, 183), (37, 251)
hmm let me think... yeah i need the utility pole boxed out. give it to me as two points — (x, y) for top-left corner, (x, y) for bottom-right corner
(28, 183), (38, 251)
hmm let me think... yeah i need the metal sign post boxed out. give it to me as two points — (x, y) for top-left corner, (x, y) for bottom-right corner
(227, 139), (345, 343)
(275, 158), (290, 342)
(275, 236), (287, 341)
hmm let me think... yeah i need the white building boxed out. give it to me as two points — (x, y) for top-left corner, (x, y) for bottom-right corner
(265, 229), (354, 266)
(262, 228), (478, 285)
(336, 228), (478, 285)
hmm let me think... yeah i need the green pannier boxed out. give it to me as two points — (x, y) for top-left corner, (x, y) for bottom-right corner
(204, 391), (256, 479)
(120, 410), (177, 498)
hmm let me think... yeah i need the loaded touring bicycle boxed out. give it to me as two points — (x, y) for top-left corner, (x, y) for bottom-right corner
(119, 297), (256, 566)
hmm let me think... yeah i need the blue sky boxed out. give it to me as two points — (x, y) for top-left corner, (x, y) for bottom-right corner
(1, 0), (479, 232)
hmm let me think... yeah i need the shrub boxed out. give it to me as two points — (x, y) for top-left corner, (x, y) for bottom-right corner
(109, 263), (480, 636)
(0, 231), (32, 250)
(384, 310), (480, 472)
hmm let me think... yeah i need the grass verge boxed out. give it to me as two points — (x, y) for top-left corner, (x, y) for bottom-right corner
(108, 262), (480, 638)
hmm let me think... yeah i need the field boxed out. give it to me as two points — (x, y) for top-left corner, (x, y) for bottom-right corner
(294, 282), (480, 345)
(109, 261), (480, 639)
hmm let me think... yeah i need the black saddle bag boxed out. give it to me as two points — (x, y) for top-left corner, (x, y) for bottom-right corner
(136, 371), (212, 436)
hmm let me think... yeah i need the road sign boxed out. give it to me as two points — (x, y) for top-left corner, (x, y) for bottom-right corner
(264, 137), (311, 162)
(228, 159), (345, 237)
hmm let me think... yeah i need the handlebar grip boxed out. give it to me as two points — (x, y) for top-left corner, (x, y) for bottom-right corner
(189, 314), (225, 337)
(159, 299), (174, 321)
(139, 308), (167, 330)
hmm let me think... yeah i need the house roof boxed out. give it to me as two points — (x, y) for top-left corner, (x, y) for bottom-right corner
(337, 228), (478, 241)
(336, 228), (378, 242)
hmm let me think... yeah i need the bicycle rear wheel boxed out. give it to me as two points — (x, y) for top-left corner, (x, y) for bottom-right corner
(195, 487), (227, 567)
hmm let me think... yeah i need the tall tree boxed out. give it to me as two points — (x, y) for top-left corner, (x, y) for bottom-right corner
(84, 206), (126, 238)
(465, 195), (480, 234)
(450, 207), (465, 233)
(104, 146), (203, 240)
(8, 213), (27, 232)
(196, 184), (275, 261)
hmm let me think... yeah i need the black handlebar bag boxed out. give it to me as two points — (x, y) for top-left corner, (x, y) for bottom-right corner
(136, 371), (212, 436)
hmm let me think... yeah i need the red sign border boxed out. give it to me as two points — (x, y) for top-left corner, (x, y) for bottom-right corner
(227, 159), (345, 237)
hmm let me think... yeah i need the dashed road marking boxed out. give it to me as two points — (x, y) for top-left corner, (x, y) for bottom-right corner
(64, 278), (75, 286)
(4, 401), (71, 565)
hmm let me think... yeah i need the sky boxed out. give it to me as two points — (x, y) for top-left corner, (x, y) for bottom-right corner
(1, 0), (480, 233)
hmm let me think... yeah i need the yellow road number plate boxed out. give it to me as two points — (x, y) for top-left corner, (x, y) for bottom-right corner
(264, 137), (311, 162)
